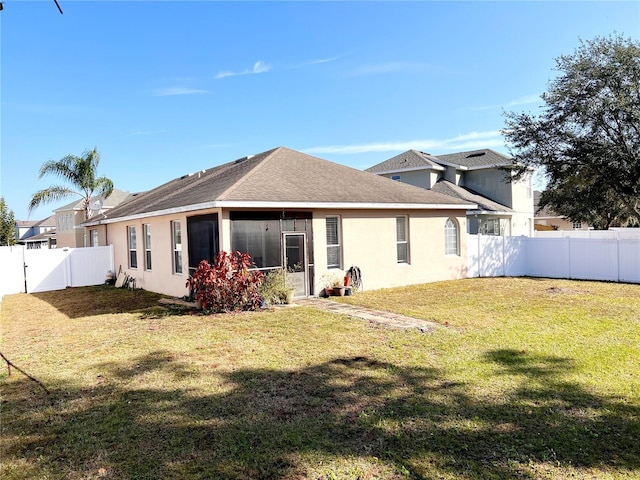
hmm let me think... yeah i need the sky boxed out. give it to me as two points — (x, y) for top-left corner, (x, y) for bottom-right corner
(1, 0), (639, 220)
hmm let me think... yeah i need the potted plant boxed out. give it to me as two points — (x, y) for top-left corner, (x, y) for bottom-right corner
(330, 276), (346, 296)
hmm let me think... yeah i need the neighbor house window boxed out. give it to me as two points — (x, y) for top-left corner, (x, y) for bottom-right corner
(90, 229), (99, 247)
(172, 221), (182, 274)
(572, 221), (582, 230)
(128, 226), (138, 268)
(391, 175), (401, 181)
(480, 218), (500, 236)
(144, 224), (152, 271)
(326, 216), (341, 268)
(396, 216), (409, 263)
(444, 218), (459, 255)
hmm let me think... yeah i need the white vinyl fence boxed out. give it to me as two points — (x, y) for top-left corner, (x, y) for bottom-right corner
(0, 245), (114, 299)
(468, 235), (640, 284)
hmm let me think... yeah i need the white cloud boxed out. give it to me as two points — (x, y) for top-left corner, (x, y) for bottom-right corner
(153, 87), (209, 96)
(472, 94), (541, 111)
(307, 55), (342, 65)
(215, 61), (271, 79)
(304, 131), (505, 155)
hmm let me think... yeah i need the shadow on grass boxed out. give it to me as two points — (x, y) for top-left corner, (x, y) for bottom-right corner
(2, 351), (638, 479)
(31, 285), (192, 319)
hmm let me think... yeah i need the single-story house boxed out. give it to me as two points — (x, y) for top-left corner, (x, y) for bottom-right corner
(84, 147), (476, 298)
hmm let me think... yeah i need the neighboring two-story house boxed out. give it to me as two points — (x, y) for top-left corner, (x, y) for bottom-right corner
(15, 215), (57, 249)
(366, 149), (534, 236)
(55, 189), (132, 248)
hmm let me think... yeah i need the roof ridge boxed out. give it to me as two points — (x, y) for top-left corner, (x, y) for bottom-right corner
(218, 147), (282, 200)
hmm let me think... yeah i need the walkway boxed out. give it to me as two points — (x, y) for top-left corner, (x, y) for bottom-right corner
(294, 297), (437, 332)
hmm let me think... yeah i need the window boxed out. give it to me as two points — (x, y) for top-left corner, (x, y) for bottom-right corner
(391, 175), (401, 181)
(144, 224), (152, 270)
(444, 218), (459, 255)
(128, 226), (138, 268)
(172, 221), (182, 274)
(572, 221), (582, 230)
(326, 216), (341, 268)
(396, 216), (409, 263)
(480, 218), (501, 236)
(90, 229), (99, 247)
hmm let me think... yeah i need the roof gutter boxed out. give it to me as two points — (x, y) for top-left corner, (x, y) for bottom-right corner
(83, 200), (477, 225)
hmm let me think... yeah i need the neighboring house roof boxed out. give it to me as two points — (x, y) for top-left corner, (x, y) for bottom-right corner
(434, 149), (514, 170)
(431, 180), (513, 214)
(16, 215), (56, 228)
(364, 150), (445, 174)
(533, 190), (563, 219)
(86, 147), (476, 225)
(54, 189), (132, 212)
(22, 229), (56, 243)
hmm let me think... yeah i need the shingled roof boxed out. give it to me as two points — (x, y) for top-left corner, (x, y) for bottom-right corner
(431, 180), (512, 213)
(365, 150), (445, 174)
(54, 189), (133, 211)
(87, 147), (474, 224)
(434, 149), (513, 170)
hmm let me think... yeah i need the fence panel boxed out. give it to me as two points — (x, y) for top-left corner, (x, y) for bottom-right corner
(68, 246), (114, 287)
(569, 239), (619, 282)
(619, 239), (640, 283)
(503, 236), (528, 277)
(525, 238), (571, 279)
(0, 246), (26, 298)
(470, 235), (639, 284)
(24, 248), (70, 293)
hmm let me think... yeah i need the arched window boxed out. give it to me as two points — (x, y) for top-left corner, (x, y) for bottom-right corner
(444, 218), (459, 255)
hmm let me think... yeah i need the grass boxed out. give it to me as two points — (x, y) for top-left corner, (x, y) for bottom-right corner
(1, 279), (639, 479)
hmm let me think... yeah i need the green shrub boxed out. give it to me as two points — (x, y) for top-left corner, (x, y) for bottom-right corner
(260, 269), (295, 306)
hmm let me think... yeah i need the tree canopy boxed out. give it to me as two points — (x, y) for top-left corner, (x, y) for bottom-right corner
(503, 34), (640, 228)
(29, 148), (114, 221)
(1, 197), (17, 246)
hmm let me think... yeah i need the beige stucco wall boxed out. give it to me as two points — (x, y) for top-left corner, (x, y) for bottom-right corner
(56, 210), (86, 248)
(313, 209), (468, 292)
(109, 213), (189, 297)
(102, 207), (468, 297)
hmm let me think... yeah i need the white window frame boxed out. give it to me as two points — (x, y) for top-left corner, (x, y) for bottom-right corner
(444, 218), (459, 256)
(90, 229), (99, 247)
(127, 226), (138, 269)
(326, 216), (342, 269)
(172, 221), (182, 274)
(144, 224), (152, 271)
(396, 215), (409, 264)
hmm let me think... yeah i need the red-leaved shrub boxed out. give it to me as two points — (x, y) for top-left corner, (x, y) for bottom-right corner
(186, 251), (264, 312)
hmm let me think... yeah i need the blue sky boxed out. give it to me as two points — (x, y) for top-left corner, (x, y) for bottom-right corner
(1, 1), (639, 220)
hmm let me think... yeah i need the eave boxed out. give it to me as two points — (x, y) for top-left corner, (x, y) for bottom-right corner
(83, 200), (477, 226)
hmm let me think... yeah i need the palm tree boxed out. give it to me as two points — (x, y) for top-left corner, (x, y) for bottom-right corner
(29, 148), (114, 220)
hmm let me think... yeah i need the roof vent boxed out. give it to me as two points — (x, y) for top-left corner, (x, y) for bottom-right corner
(235, 154), (255, 164)
(466, 152), (486, 158)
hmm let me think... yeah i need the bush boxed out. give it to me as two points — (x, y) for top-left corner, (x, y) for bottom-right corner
(259, 269), (295, 306)
(186, 251), (264, 313)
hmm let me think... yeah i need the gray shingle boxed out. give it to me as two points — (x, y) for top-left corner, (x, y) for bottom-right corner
(365, 149), (443, 173)
(95, 147), (474, 222)
(431, 180), (512, 213)
(435, 149), (513, 169)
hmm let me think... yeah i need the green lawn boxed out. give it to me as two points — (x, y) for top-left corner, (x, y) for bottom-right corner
(1, 278), (639, 479)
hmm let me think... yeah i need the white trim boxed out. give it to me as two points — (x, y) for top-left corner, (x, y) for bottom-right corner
(372, 164), (445, 175)
(84, 200), (477, 225)
(466, 210), (513, 216)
